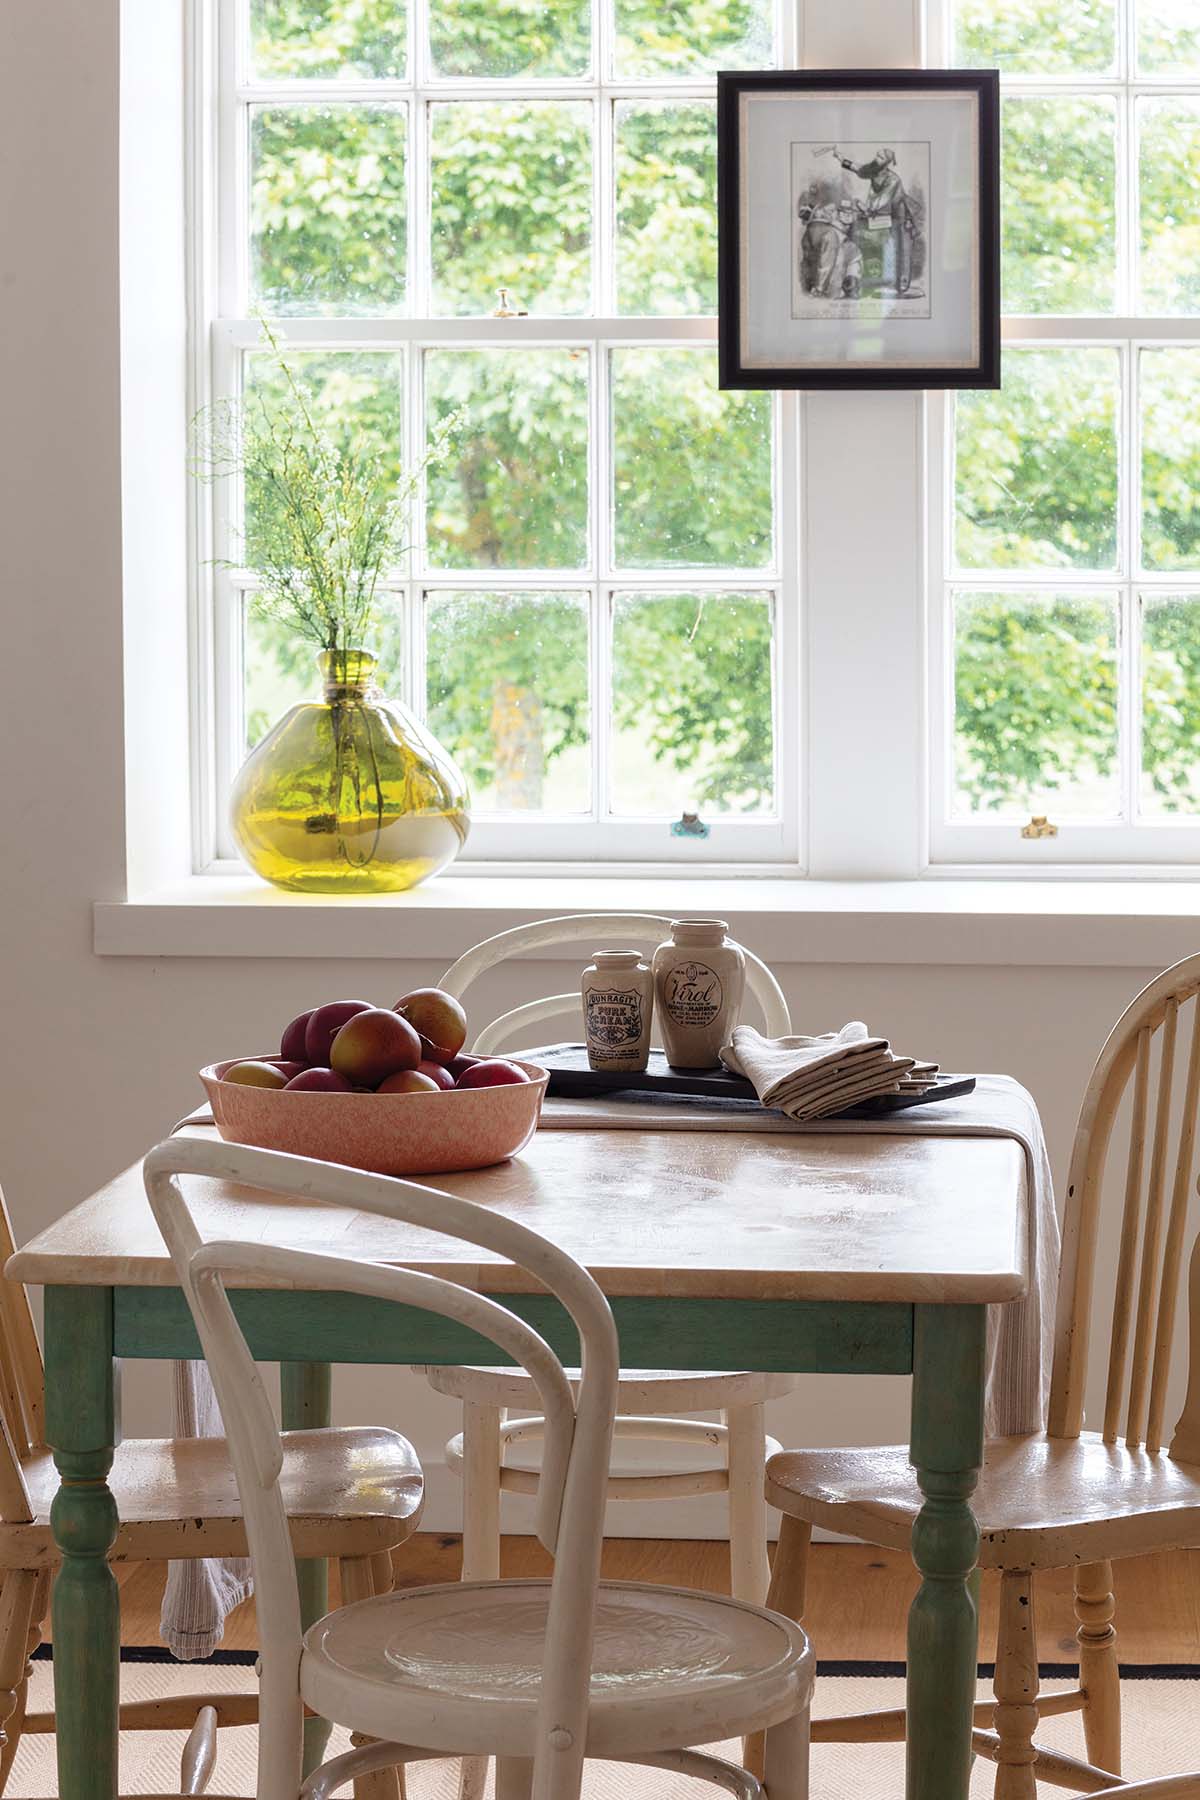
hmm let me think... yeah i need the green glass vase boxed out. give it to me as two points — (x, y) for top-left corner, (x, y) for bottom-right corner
(231, 649), (470, 894)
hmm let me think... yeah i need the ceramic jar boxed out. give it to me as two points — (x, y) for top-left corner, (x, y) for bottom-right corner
(581, 950), (655, 1073)
(652, 920), (746, 1069)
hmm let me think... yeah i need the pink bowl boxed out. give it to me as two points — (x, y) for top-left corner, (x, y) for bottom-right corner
(200, 1058), (549, 1176)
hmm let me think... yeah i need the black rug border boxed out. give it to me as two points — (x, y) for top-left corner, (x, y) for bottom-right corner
(29, 1647), (1200, 1679)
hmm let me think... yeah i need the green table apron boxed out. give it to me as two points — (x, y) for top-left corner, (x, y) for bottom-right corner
(43, 1284), (986, 1800)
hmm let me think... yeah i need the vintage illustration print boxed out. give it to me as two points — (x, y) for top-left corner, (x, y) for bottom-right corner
(791, 140), (931, 321)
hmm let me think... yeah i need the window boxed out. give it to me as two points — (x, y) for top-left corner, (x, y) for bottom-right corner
(932, 0), (1200, 864)
(197, 0), (799, 869)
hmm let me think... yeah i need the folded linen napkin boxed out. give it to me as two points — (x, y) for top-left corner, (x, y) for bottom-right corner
(721, 1021), (936, 1120)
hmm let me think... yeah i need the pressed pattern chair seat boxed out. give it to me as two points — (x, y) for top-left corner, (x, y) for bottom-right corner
(1, 1427), (423, 1568)
(767, 1432), (1200, 1569)
(417, 1366), (798, 1412)
(301, 1578), (812, 1760)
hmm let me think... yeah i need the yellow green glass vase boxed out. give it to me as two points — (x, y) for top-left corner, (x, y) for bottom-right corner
(231, 650), (470, 893)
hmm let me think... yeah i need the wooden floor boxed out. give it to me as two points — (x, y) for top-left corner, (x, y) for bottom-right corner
(89, 1538), (1200, 1664)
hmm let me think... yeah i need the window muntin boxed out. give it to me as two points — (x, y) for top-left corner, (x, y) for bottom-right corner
(934, 0), (1200, 863)
(202, 0), (797, 869)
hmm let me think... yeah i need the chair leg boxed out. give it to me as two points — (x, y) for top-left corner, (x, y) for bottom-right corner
(762, 1709), (810, 1800)
(746, 1517), (812, 1781)
(992, 1569), (1040, 1800)
(1076, 1559), (1121, 1779)
(459, 1403), (503, 1800)
(0, 1571), (39, 1798)
(180, 1705), (218, 1796)
(339, 1557), (403, 1800)
(495, 1758), (534, 1800)
(0, 1568), (47, 1798)
(725, 1403), (770, 1607)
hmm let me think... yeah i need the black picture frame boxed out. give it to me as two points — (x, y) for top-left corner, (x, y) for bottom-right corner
(718, 69), (1000, 391)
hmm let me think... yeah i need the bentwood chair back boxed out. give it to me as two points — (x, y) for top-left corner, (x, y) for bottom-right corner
(1051, 952), (1200, 1454)
(436, 913), (791, 1056)
(145, 1135), (814, 1800)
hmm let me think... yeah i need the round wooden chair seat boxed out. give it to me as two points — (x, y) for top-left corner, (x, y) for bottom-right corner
(767, 1430), (1200, 1570)
(301, 1577), (813, 1761)
(413, 1365), (798, 1414)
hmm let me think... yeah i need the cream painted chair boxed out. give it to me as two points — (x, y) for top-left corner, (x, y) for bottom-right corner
(762, 952), (1200, 1798)
(420, 915), (798, 1617)
(0, 1180), (422, 1800)
(145, 1134), (815, 1800)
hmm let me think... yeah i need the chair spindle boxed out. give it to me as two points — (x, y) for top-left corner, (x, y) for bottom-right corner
(1147, 995), (1200, 1452)
(1104, 1025), (1151, 1443)
(1126, 997), (1179, 1447)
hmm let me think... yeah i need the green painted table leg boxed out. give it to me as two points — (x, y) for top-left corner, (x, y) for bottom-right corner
(906, 1303), (986, 1800)
(44, 1287), (121, 1800)
(281, 1361), (332, 1775)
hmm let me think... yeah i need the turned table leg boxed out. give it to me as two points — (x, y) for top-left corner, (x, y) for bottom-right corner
(282, 1360), (333, 1776)
(44, 1286), (121, 1800)
(906, 1303), (986, 1800)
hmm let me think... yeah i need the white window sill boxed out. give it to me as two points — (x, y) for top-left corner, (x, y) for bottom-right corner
(94, 871), (1200, 967)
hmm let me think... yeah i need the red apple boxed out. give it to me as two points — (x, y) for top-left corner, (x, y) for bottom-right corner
(223, 1060), (288, 1089)
(267, 1059), (308, 1080)
(330, 1008), (422, 1087)
(279, 1009), (314, 1064)
(305, 1000), (372, 1065)
(455, 1058), (530, 1089)
(444, 1052), (482, 1079)
(284, 1068), (353, 1092)
(378, 1068), (442, 1095)
(417, 1059), (456, 1090)
(394, 988), (468, 1061)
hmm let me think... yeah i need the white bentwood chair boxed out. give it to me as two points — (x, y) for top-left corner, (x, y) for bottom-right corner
(144, 1135), (815, 1800)
(415, 915), (799, 1625)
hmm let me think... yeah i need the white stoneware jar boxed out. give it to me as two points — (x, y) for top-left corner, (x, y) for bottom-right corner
(581, 949), (655, 1073)
(651, 919), (746, 1069)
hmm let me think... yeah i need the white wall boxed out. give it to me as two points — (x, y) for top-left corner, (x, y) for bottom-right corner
(0, 0), (1195, 1543)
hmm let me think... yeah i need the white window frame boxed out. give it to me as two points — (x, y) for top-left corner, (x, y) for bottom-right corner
(189, 0), (802, 875)
(927, 0), (1200, 868)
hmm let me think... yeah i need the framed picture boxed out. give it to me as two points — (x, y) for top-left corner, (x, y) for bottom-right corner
(718, 70), (1000, 390)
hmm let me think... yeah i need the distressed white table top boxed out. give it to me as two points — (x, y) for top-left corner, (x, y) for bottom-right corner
(9, 1120), (1028, 1305)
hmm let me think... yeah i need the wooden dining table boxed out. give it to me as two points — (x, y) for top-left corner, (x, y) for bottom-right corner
(8, 1117), (1029, 1800)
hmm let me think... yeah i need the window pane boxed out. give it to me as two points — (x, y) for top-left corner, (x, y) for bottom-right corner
(1001, 97), (1116, 315)
(1142, 594), (1200, 814)
(1139, 0), (1200, 74)
(425, 349), (590, 569)
(954, 348), (1119, 571)
(1141, 349), (1200, 572)
(952, 591), (1119, 818)
(613, 0), (772, 78)
(615, 102), (717, 316)
(953, 0), (1115, 73)
(1139, 99), (1200, 316)
(611, 349), (772, 570)
(610, 592), (776, 816)
(429, 0), (589, 77)
(250, 105), (407, 316)
(249, 0), (407, 79)
(429, 103), (592, 317)
(244, 595), (404, 750)
(241, 351), (405, 569)
(425, 592), (590, 812)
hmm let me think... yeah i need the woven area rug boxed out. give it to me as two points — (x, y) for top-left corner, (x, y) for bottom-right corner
(9, 1663), (1200, 1796)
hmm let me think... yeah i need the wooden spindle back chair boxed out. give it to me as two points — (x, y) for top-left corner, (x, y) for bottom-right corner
(762, 952), (1200, 1798)
(1051, 955), (1200, 1456)
(0, 1172), (426, 1800)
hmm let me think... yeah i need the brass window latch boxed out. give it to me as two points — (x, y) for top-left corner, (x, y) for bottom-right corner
(1021, 815), (1058, 839)
(492, 287), (528, 317)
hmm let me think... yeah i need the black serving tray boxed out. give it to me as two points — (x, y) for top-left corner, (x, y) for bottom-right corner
(523, 1044), (976, 1118)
